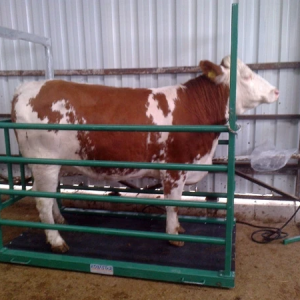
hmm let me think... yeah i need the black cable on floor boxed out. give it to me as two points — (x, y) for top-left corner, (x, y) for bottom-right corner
(237, 205), (300, 244)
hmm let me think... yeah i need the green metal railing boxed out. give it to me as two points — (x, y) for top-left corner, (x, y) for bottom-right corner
(0, 4), (239, 288)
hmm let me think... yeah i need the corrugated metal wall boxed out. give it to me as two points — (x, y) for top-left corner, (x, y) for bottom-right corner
(0, 0), (300, 194)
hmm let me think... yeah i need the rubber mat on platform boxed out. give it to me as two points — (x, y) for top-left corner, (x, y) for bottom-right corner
(6, 212), (235, 271)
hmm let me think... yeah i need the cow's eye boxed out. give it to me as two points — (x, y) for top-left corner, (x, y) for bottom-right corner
(243, 74), (253, 81)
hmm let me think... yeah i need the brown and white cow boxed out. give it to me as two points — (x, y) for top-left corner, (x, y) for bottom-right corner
(11, 56), (279, 252)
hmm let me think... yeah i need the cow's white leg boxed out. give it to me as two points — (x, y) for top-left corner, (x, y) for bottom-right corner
(161, 171), (186, 247)
(31, 165), (69, 253)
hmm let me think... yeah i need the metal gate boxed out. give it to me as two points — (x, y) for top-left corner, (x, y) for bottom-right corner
(0, 4), (238, 289)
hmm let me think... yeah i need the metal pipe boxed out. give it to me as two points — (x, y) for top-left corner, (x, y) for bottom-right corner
(0, 62), (299, 77)
(237, 114), (300, 120)
(224, 3), (238, 277)
(3, 129), (13, 190)
(234, 194), (295, 201)
(0, 122), (229, 132)
(0, 26), (53, 79)
(295, 132), (300, 198)
(235, 170), (299, 200)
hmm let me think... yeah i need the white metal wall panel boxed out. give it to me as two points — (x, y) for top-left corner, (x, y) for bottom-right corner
(0, 0), (300, 195)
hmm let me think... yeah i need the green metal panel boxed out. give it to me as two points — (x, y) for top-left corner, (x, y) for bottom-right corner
(0, 4), (238, 289)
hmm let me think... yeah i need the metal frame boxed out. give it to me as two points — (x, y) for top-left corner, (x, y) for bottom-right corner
(0, 26), (54, 79)
(0, 4), (239, 288)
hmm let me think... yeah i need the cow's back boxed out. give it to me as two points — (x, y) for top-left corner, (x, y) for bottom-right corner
(11, 80), (187, 179)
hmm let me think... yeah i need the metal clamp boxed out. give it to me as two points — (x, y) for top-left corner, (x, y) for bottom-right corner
(226, 123), (241, 135)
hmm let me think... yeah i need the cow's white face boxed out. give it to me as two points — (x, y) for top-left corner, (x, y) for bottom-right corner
(200, 56), (279, 115)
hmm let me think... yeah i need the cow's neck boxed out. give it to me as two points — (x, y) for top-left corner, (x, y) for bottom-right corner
(182, 75), (230, 126)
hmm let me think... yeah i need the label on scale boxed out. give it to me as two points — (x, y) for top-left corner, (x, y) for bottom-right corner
(90, 264), (114, 275)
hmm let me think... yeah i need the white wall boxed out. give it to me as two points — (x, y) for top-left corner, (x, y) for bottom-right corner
(0, 0), (300, 194)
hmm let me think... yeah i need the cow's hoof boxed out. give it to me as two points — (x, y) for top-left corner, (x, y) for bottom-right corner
(169, 240), (185, 247)
(55, 215), (67, 225)
(178, 225), (185, 233)
(51, 242), (69, 253)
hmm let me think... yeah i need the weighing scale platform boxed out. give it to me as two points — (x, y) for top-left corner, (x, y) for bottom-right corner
(6, 212), (235, 272)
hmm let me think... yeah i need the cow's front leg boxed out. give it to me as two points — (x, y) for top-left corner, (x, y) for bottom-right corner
(161, 171), (186, 247)
(32, 165), (69, 253)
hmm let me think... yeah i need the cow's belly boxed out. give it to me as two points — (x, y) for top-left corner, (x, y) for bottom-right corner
(17, 127), (218, 185)
(62, 165), (160, 181)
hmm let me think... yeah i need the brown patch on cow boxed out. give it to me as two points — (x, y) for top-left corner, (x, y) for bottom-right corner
(162, 75), (229, 165)
(11, 95), (19, 140)
(29, 95), (62, 124)
(162, 170), (182, 196)
(11, 95), (18, 123)
(18, 73), (229, 177)
(26, 80), (154, 165)
(152, 93), (171, 117)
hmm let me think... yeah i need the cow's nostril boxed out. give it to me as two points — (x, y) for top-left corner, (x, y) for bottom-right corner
(274, 89), (280, 96)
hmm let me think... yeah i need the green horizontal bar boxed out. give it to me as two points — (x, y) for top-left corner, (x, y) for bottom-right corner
(1, 195), (24, 210)
(0, 122), (230, 133)
(0, 189), (227, 209)
(0, 219), (226, 244)
(63, 207), (228, 225)
(0, 249), (235, 287)
(0, 156), (228, 172)
(218, 140), (229, 145)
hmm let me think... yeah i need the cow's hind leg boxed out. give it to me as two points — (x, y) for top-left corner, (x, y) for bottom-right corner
(32, 165), (69, 253)
(161, 171), (186, 247)
(53, 199), (67, 224)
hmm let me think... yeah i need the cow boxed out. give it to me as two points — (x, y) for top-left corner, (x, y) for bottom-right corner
(11, 56), (279, 253)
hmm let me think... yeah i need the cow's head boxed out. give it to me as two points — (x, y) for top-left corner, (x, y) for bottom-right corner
(200, 56), (279, 115)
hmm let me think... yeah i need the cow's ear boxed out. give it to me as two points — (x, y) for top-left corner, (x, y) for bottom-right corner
(199, 60), (224, 82)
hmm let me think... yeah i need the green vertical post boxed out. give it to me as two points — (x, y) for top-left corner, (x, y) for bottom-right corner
(0, 222), (3, 249)
(4, 128), (13, 190)
(19, 152), (26, 190)
(2, 128), (14, 248)
(0, 178), (2, 248)
(224, 3), (238, 277)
